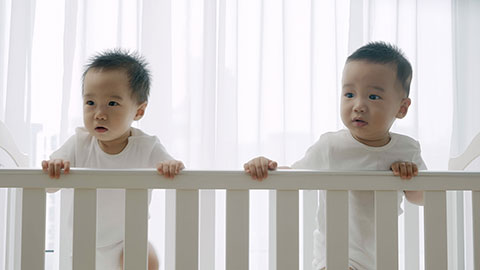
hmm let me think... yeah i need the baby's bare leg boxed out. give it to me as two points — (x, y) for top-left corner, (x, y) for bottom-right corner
(119, 242), (159, 270)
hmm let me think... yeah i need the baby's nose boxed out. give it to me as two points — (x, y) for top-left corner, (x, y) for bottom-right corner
(95, 109), (107, 120)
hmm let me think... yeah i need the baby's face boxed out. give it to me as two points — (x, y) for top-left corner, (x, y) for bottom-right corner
(83, 69), (145, 146)
(340, 60), (410, 147)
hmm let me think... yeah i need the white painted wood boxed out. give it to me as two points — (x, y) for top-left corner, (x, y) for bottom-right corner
(325, 190), (348, 269)
(2, 169), (480, 191)
(200, 190), (216, 270)
(404, 200), (420, 270)
(6, 188), (22, 270)
(72, 189), (96, 270)
(375, 191), (398, 269)
(269, 190), (276, 270)
(424, 191), (447, 270)
(59, 189), (73, 270)
(21, 188), (46, 270)
(0, 189), (6, 269)
(276, 190), (299, 270)
(124, 189), (148, 270)
(226, 190), (249, 270)
(472, 191), (480, 269)
(447, 191), (464, 270)
(175, 190), (198, 270)
(164, 189), (176, 270)
(302, 190), (317, 270)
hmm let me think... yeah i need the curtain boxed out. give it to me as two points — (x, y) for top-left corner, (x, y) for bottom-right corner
(0, 0), (471, 269)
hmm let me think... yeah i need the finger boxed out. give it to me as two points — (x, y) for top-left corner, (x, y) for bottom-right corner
(406, 163), (413, 179)
(249, 163), (257, 180)
(169, 163), (176, 178)
(269, 161), (278, 170)
(413, 164), (418, 176)
(391, 163), (400, 175)
(64, 161), (71, 174)
(399, 162), (407, 179)
(54, 160), (63, 179)
(255, 158), (264, 180)
(163, 163), (170, 178)
(260, 158), (269, 178)
(48, 161), (55, 178)
(156, 163), (163, 174)
(42, 160), (49, 172)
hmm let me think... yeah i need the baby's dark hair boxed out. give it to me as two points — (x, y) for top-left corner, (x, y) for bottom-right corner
(347, 41), (412, 97)
(82, 49), (151, 103)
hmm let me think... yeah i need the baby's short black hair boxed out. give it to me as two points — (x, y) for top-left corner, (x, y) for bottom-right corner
(347, 41), (412, 97)
(82, 49), (151, 103)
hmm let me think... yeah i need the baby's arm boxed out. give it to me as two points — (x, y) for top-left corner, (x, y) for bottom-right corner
(244, 156), (278, 180)
(156, 160), (185, 178)
(391, 161), (424, 205)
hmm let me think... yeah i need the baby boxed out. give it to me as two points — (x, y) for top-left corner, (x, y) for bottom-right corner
(244, 42), (426, 270)
(42, 49), (183, 270)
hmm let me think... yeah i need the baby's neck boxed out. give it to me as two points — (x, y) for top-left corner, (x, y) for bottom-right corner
(352, 133), (391, 147)
(97, 129), (132, 154)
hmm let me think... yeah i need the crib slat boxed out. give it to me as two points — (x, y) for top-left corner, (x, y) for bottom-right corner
(473, 191), (480, 269)
(226, 190), (249, 270)
(125, 189), (148, 270)
(404, 200), (420, 270)
(21, 188), (46, 270)
(277, 190), (299, 270)
(302, 190), (318, 270)
(200, 190), (216, 270)
(375, 191), (398, 269)
(73, 188), (96, 270)
(176, 190), (198, 270)
(325, 190), (349, 269)
(424, 191), (447, 270)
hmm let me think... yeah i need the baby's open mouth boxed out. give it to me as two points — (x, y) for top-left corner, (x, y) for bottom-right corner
(95, 127), (108, 132)
(353, 119), (367, 126)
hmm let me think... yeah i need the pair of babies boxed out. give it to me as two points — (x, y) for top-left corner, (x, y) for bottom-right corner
(43, 42), (425, 270)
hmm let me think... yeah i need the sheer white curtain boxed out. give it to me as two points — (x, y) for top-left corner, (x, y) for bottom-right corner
(0, 0), (470, 269)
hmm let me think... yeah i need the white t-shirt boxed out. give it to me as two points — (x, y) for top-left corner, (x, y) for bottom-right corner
(291, 129), (427, 270)
(51, 127), (173, 247)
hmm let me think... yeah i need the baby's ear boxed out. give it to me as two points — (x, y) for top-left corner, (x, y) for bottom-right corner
(134, 102), (148, 120)
(396, 98), (411, 119)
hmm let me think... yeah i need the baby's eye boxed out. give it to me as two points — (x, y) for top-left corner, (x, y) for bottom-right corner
(344, 93), (354, 98)
(85, 100), (94, 106)
(369, 94), (381, 100)
(108, 101), (119, 106)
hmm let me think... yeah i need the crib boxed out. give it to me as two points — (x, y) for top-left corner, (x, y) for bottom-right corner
(0, 169), (479, 270)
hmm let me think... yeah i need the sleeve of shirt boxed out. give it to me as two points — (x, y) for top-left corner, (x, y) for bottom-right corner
(413, 140), (428, 170)
(149, 138), (175, 165)
(49, 134), (77, 166)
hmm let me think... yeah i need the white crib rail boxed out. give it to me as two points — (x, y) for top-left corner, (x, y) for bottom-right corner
(1, 169), (480, 270)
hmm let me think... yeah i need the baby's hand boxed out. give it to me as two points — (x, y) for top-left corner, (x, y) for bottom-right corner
(244, 156), (278, 181)
(391, 161), (418, 180)
(156, 160), (185, 179)
(41, 159), (71, 179)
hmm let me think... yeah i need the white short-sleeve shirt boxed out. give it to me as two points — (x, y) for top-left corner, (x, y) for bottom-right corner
(51, 127), (173, 247)
(292, 129), (427, 270)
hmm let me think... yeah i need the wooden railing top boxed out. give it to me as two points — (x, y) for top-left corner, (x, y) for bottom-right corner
(0, 169), (479, 190)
